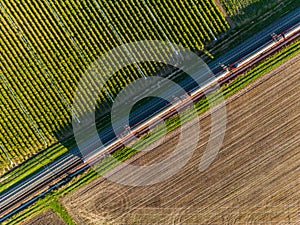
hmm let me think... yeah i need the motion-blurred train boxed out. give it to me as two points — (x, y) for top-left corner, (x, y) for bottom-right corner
(215, 21), (300, 79)
(123, 22), (300, 137)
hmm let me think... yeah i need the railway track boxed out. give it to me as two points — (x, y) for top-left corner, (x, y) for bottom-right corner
(0, 20), (299, 223)
(84, 26), (300, 165)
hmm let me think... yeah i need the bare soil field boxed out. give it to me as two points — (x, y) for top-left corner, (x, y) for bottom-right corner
(63, 54), (300, 225)
(21, 209), (66, 225)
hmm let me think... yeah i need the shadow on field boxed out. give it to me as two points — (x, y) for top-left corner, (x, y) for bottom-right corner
(53, 63), (198, 159)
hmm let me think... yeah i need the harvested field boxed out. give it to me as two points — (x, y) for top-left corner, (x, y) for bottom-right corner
(21, 209), (66, 225)
(63, 54), (300, 224)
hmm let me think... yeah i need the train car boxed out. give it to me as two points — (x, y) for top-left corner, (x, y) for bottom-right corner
(212, 21), (300, 87)
(281, 21), (300, 39)
(231, 21), (300, 71)
(230, 37), (282, 70)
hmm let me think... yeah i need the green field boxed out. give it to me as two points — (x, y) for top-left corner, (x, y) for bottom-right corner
(0, 0), (229, 174)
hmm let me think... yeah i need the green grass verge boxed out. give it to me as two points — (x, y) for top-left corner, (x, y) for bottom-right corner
(3, 195), (76, 225)
(49, 198), (76, 225)
(3, 37), (299, 225)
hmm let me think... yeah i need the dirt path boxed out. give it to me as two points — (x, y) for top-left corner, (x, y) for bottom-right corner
(63, 54), (300, 225)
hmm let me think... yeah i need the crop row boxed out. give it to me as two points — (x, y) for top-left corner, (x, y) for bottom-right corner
(0, 0), (229, 173)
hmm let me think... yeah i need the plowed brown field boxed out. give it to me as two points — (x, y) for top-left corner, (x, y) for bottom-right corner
(63, 54), (300, 225)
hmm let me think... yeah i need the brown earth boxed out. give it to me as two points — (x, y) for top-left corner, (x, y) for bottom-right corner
(63, 54), (300, 225)
(21, 209), (66, 225)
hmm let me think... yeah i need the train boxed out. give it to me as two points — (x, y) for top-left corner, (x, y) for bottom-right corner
(215, 21), (300, 80)
(126, 22), (300, 138)
(86, 21), (300, 159)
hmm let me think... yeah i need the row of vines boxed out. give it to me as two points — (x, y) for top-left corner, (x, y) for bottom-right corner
(0, 0), (229, 174)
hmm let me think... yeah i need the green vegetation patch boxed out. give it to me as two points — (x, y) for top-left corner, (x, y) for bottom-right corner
(0, 0), (229, 174)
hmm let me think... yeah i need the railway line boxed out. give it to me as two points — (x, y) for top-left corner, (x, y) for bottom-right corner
(0, 16), (299, 223)
(84, 21), (300, 163)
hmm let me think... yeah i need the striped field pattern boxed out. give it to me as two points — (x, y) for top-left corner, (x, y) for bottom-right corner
(0, 0), (229, 173)
(63, 54), (300, 224)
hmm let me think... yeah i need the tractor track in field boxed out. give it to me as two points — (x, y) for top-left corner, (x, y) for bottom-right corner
(63, 54), (300, 225)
